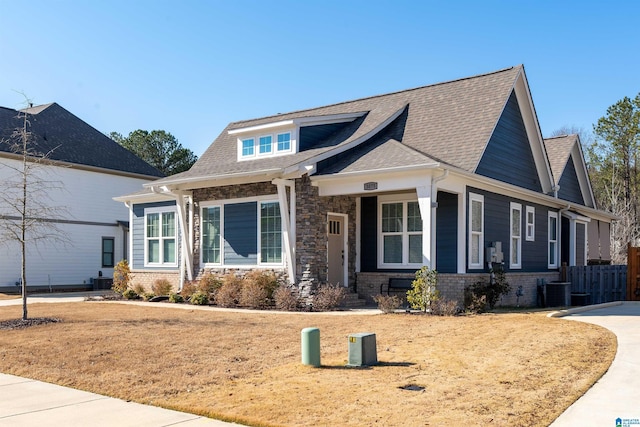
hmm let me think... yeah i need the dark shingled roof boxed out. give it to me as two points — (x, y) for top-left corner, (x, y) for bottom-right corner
(154, 65), (523, 186)
(0, 103), (163, 178)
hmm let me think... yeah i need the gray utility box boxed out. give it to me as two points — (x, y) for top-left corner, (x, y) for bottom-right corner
(546, 282), (571, 307)
(347, 333), (377, 367)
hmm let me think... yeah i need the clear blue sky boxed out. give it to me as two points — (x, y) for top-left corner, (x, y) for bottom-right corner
(1, 0), (638, 157)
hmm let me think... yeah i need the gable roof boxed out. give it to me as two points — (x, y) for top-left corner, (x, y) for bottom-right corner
(543, 134), (596, 208)
(0, 103), (163, 178)
(151, 65), (555, 195)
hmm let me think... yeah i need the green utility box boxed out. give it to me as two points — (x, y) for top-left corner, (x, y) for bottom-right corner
(347, 332), (377, 367)
(301, 327), (321, 367)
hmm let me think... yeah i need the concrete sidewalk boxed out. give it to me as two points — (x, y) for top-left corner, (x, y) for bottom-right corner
(549, 301), (640, 426)
(0, 373), (241, 427)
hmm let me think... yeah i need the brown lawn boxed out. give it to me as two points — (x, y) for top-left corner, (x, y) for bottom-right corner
(0, 302), (616, 427)
(0, 293), (20, 300)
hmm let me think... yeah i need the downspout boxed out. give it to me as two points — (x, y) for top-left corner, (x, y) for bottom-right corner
(430, 169), (449, 270)
(273, 179), (296, 284)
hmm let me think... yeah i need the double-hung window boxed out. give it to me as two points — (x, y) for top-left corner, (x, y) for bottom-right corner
(260, 201), (282, 263)
(510, 202), (522, 269)
(102, 237), (115, 268)
(379, 199), (423, 267)
(259, 135), (272, 154)
(468, 193), (484, 269)
(277, 132), (291, 152)
(145, 208), (177, 266)
(201, 206), (221, 264)
(526, 206), (535, 241)
(548, 211), (559, 268)
(242, 138), (255, 157)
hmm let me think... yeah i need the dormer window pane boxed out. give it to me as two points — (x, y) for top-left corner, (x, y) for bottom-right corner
(259, 136), (272, 154)
(242, 138), (254, 156)
(277, 133), (291, 151)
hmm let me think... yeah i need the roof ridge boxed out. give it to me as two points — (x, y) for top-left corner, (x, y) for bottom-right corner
(230, 65), (520, 127)
(544, 134), (578, 140)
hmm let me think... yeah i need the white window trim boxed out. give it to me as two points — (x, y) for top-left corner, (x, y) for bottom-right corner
(200, 196), (284, 268)
(548, 211), (559, 269)
(377, 196), (423, 269)
(468, 192), (484, 269)
(510, 202), (522, 269)
(200, 204), (223, 267)
(144, 206), (178, 268)
(526, 205), (535, 241)
(237, 129), (296, 161)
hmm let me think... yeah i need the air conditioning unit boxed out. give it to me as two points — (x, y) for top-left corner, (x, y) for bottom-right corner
(347, 333), (377, 367)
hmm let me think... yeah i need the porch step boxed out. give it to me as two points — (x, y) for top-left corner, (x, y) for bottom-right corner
(339, 292), (368, 308)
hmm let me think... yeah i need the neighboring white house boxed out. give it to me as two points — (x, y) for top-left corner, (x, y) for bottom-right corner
(0, 102), (163, 291)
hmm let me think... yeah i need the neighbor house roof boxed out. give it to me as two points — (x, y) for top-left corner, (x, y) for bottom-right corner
(152, 65), (524, 188)
(0, 103), (163, 178)
(543, 134), (578, 185)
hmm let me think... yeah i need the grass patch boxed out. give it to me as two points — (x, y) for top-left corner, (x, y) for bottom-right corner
(0, 302), (616, 426)
(0, 293), (20, 300)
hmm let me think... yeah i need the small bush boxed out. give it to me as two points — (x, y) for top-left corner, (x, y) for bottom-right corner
(122, 288), (139, 300)
(240, 271), (279, 309)
(132, 283), (146, 295)
(312, 284), (346, 311)
(274, 286), (300, 311)
(112, 260), (131, 295)
(216, 274), (243, 307)
(406, 266), (439, 312)
(141, 292), (155, 301)
(152, 278), (173, 296)
(464, 265), (511, 313)
(189, 291), (209, 305)
(198, 272), (223, 298)
(180, 281), (197, 299)
(169, 293), (184, 303)
(430, 298), (459, 316)
(373, 294), (402, 313)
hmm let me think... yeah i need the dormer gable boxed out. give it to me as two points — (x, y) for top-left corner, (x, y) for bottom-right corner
(229, 112), (366, 162)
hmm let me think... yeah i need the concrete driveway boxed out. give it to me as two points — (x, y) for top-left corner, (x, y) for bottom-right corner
(549, 302), (640, 426)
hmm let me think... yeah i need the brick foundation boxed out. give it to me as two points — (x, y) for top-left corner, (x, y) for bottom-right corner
(129, 271), (181, 293)
(356, 271), (561, 308)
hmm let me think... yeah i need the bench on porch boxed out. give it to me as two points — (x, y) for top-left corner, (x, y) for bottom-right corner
(380, 278), (414, 295)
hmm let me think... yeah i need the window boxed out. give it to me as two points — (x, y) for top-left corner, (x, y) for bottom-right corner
(242, 138), (254, 157)
(379, 200), (423, 267)
(102, 237), (114, 268)
(201, 198), (283, 267)
(510, 202), (522, 269)
(526, 206), (535, 241)
(548, 211), (559, 268)
(259, 135), (272, 154)
(145, 208), (177, 266)
(277, 132), (291, 152)
(202, 206), (221, 264)
(468, 193), (484, 269)
(260, 201), (282, 263)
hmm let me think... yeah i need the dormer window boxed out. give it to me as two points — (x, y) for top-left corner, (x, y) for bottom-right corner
(242, 138), (254, 156)
(277, 133), (291, 151)
(238, 131), (293, 160)
(259, 135), (273, 154)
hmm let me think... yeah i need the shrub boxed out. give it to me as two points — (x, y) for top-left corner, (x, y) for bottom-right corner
(274, 286), (300, 311)
(122, 288), (139, 300)
(132, 283), (146, 295)
(373, 294), (402, 313)
(464, 265), (511, 313)
(240, 271), (279, 309)
(112, 260), (131, 295)
(169, 293), (184, 303)
(180, 281), (197, 299)
(216, 274), (243, 307)
(198, 272), (223, 298)
(312, 284), (346, 311)
(430, 298), (459, 316)
(189, 291), (209, 305)
(151, 278), (173, 296)
(406, 266), (439, 312)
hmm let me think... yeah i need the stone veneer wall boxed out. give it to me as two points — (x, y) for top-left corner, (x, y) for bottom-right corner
(191, 177), (357, 295)
(356, 271), (561, 307)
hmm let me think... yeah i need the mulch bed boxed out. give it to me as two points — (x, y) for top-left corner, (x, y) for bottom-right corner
(0, 317), (61, 330)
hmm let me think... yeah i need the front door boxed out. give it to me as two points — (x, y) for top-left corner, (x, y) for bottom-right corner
(327, 214), (346, 286)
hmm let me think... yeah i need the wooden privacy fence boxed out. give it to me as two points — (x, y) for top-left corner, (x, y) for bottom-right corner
(628, 244), (640, 301)
(565, 265), (627, 304)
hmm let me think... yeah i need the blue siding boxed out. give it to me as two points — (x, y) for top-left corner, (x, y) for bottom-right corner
(299, 122), (351, 151)
(224, 202), (257, 265)
(476, 91), (542, 192)
(558, 156), (585, 205)
(467, 187), (552, 272)
(436, 191), (457, 273)
(360, 196), (378, 272)
(131, 201), (178, 270)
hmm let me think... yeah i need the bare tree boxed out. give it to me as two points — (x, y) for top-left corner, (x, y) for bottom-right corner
(0, 101), (70, 320)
